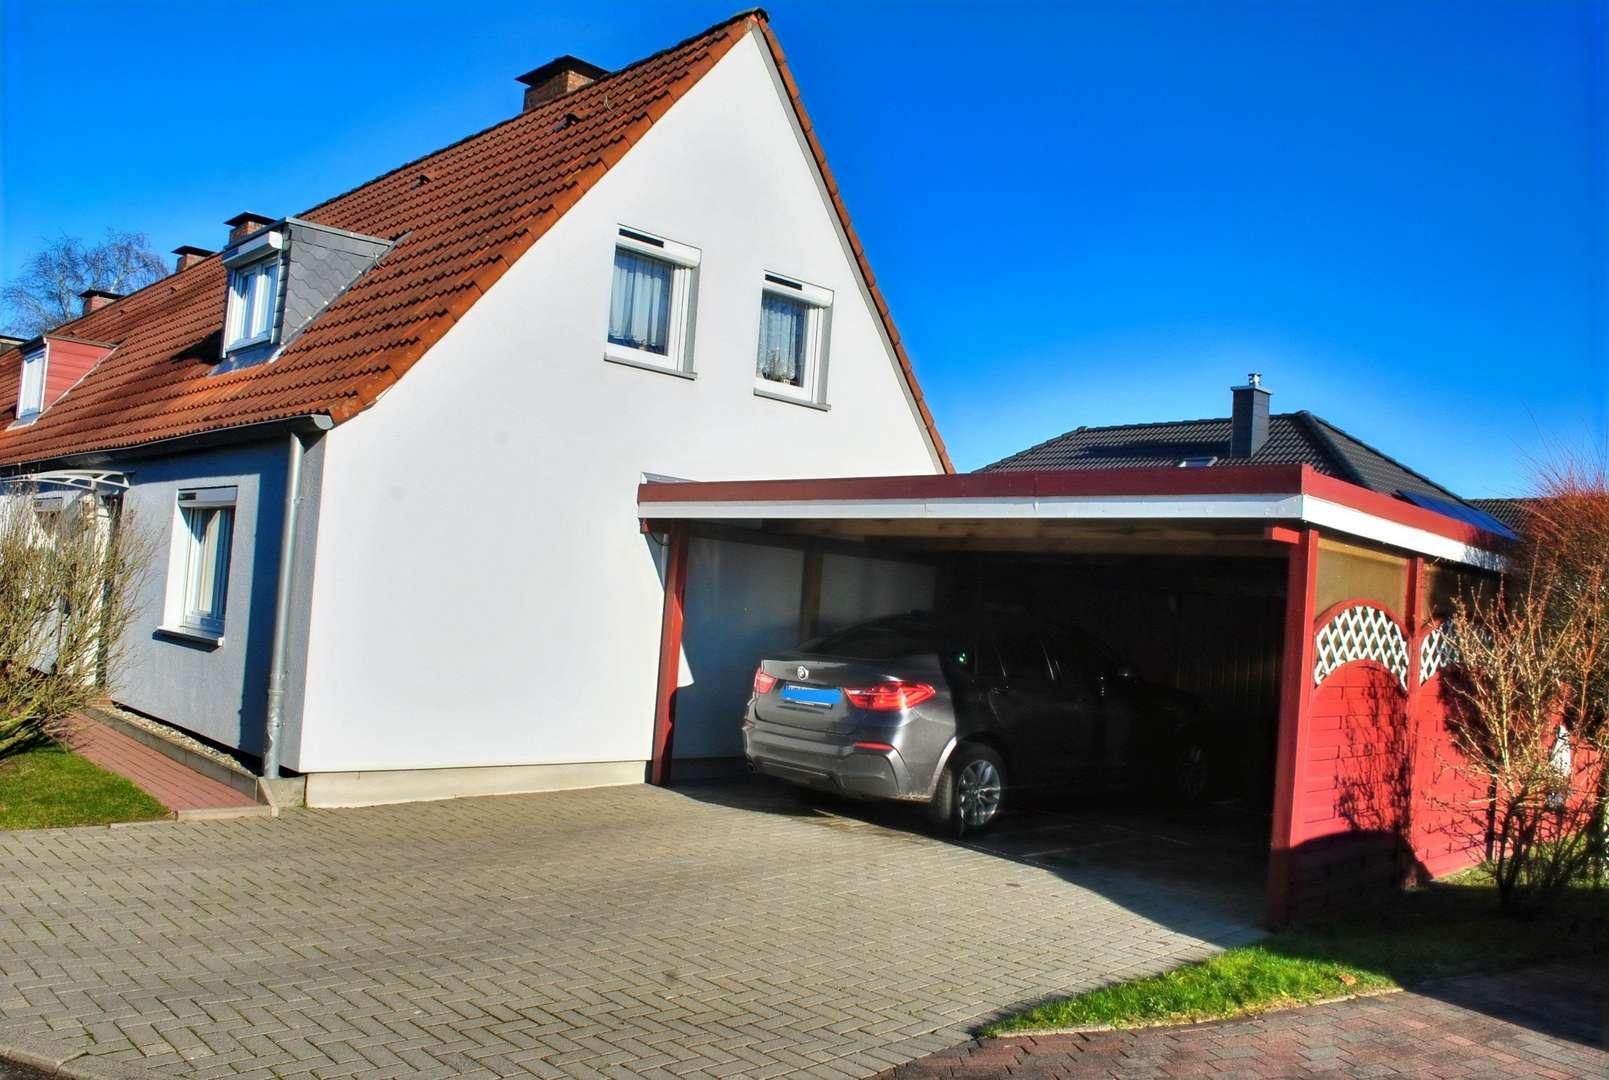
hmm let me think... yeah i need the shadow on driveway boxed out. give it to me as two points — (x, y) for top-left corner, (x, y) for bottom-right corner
(675, 775), (1269, 948)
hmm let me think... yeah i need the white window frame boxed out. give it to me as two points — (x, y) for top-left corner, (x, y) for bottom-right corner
(223, 256), (281, 353)
(753, 273), (833, 407)
(603, 226), (700, 378)
(160, 487), (237, 644)
(28, 494), (64, 548)
(16, 345), (47, 421)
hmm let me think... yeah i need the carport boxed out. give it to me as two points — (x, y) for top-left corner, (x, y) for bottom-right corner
(638, 464), (1507, 925)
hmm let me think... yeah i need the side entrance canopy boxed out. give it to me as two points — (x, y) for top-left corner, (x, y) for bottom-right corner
(639, 465), (1509, 925)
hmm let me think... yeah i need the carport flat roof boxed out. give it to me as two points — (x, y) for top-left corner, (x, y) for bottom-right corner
(638, 465), (1505, 569)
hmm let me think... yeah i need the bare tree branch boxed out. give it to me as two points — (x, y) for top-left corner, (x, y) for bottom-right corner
(1, 231), (168, 336)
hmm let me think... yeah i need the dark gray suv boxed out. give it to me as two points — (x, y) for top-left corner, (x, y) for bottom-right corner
(742, 612), (1217, 830)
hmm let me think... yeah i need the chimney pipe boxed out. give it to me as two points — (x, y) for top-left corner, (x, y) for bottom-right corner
(1230, 373), (1270, 458)
(225, 212), (276, 245)
(79, 289), (121, 316)
(173, 245), (214, 272)
(515, 56), (609, 112)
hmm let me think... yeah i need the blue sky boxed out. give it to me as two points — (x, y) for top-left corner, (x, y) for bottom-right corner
(2, 0), (1603, 495)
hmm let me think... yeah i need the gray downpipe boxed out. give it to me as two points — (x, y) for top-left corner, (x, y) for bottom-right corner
(261, 432), (306, 779)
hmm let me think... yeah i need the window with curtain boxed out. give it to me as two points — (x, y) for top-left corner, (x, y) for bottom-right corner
(753, 274), (831, 403)
(608, 249), (674, 355)
(602, 227), (701, 374)
(179, 503), (234, 634)
(756, 293), (807, 388)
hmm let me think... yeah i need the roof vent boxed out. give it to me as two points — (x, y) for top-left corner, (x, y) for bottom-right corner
(225, 212), (276, 245)
(516, 56), (609, 112)
(173, 245), (214, 272)
(1230, 373), (1271, 458)
(79, 289), (121, 316)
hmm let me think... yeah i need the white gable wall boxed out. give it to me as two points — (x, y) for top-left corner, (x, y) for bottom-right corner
(291, 29), (941, 780)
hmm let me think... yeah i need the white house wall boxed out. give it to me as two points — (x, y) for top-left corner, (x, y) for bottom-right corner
(294, 29), (942, 777)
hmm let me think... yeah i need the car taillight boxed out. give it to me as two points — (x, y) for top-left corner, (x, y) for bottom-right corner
(842, 681), (936, 711)
(753, 668), (778, 694)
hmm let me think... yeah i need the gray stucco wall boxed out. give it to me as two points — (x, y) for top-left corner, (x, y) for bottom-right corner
(111, 436), (322, 759)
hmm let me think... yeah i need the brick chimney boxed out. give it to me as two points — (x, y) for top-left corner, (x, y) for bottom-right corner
(173, 245), (214, 272)
(225, 212), (276, 245)
(1230, 373), (1271, 458)
(516, 56), (609, 112)
(79, 289), (121, 316)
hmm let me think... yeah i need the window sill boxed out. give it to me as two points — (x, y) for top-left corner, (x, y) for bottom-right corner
(753, 387), (830, 412)
(603, 346), (694, 380)
(156, 625), (225, 648)
(224, 332), (272, 354)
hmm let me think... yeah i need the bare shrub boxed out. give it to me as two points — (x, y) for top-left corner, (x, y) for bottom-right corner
(0, 486), (151, 758)
(1440, 456), (1609, 914)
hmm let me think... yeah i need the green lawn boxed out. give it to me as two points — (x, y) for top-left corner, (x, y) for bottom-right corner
(0, 742), (169, 830)
(983, 870), (1607, 1035)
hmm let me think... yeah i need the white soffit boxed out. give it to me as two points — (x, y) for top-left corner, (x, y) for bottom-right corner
(638, 490), (1504, 570)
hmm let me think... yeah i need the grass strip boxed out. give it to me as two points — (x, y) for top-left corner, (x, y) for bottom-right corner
(0, 742), (169, 830)
(984, 870), (1605, 1035)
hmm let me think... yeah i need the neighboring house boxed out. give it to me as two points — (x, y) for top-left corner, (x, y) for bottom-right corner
(985, 375), (1517, 539)
(1467, 498), (1535, 533)
(0, 11), (949, 805)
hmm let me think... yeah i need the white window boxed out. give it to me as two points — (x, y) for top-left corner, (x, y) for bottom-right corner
(604, 227), (699, 375)
(754, 274), (832, 405)
(164, 487), (236, 640)
(224, 257), (280, 352)
(17, 346), (46, 420)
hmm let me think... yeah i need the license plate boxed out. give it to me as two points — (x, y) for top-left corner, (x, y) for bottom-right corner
(779, 684), (840, 708)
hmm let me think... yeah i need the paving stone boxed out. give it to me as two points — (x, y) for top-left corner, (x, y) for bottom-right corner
(0, 784), (1255, 1077)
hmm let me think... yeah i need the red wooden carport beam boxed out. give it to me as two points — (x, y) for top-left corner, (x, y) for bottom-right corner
(1266, 526), (1320, 926)
(650, 524), (689, 787)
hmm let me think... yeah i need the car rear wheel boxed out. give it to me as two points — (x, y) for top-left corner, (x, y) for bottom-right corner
(929, 744), (1007, 834)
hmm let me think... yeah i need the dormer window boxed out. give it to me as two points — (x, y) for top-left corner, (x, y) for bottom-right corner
(16, 346), (45, 421)
(213, 215), (389, 372)
(225, 255), (281, 352)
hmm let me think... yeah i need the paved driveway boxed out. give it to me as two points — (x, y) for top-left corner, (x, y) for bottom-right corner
(0, 782), (1261, 1078)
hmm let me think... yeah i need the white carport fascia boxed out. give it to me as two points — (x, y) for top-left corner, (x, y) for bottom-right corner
(638, 488), (1505, 571)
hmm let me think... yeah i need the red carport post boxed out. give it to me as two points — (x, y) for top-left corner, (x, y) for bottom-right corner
(1267, 526), (1320, 926)
(650, 523), (689, 787)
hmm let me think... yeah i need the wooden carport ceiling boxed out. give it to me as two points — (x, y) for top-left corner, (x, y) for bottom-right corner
(753, 516), (1279, 558)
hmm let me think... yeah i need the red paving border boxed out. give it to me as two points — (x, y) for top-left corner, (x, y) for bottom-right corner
(58, 717), (259, 812)
(879, 959), (1606, 1079)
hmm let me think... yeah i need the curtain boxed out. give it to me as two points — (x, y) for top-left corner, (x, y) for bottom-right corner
(756, 293), (806, 387)
(182, 506), (233, 626)
(608, 250), (673, 354)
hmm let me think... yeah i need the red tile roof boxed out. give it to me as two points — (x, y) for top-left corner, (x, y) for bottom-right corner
(0, 11), (952, 473)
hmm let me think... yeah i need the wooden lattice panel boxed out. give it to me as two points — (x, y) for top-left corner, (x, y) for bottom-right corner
(1314, 604), (1409, 691)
